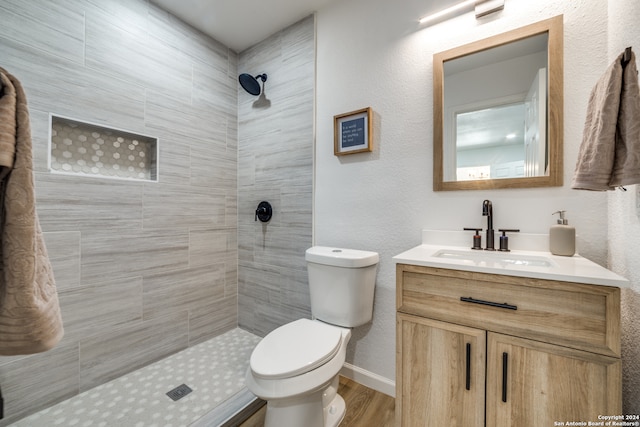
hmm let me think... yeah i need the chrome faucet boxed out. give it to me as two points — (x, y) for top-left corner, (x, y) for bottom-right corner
(482, 200), (495, 250)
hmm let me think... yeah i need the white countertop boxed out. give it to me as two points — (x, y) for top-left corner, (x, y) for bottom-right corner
(392, 231), (630, 288)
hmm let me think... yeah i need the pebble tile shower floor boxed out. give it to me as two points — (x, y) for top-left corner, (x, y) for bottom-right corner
(12, 329), (261, 427)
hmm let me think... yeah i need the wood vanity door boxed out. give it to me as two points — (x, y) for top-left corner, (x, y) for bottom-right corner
(486, 332), (622, 427)
(396, 313), (485, 427)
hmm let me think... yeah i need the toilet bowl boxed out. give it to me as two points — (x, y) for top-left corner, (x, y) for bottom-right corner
(245, 246), (379, 427)
(245, 318), (351, 427)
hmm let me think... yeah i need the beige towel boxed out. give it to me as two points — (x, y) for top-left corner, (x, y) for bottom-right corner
(610, 51), (640, 187)
(572, 50), (640, 190)
(0, 67), (63, 355)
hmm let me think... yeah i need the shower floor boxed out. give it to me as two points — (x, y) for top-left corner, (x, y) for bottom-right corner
(12, 328), (262, 427)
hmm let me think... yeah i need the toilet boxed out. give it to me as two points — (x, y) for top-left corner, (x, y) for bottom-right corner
(245, 246), (379, 427)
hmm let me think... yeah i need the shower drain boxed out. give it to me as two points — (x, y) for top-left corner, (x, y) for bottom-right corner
(166, 384), (193, 401)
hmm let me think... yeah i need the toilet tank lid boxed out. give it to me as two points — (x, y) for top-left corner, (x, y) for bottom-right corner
(305, 246), (379, 268)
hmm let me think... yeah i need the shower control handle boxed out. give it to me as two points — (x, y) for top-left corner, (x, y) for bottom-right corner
(255, 201), (273, 222)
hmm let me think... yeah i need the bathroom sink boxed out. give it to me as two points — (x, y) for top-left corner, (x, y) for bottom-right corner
(432, 249), (555, 268)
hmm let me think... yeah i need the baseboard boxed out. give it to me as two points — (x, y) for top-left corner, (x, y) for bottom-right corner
(340, 363), (395, 398)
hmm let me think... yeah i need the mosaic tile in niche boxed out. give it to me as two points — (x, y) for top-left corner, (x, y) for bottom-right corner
(50, 115), (158, 181)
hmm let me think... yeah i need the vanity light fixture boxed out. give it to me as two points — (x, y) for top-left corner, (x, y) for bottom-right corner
(419, 0), (505, 26)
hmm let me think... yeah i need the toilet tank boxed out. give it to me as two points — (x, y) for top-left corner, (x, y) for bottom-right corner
(305, 246), (379, 328)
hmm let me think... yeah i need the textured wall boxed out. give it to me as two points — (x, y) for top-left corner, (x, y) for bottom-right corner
(0, 0), (238, 424)
(315, 0), (623, 388)
(237, 16), (315, 336)
(607, 0), (640, 414)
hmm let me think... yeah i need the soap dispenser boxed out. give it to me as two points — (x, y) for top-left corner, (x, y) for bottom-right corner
(550, 210), (575, 256)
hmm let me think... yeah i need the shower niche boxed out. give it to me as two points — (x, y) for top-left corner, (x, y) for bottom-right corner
(49, 115), (158, 182)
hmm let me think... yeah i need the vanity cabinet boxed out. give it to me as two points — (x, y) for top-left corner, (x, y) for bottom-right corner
(396, 264), (622, 427)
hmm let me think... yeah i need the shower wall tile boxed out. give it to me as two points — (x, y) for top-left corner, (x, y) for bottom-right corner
(35, 173), (144, 232)
(190, 143), (237, 190)
(142, 183), (227, 229)
(1, 0), (239, 423)
(59, 277), (143, 342)
(142, 264), (225, 321)
(0, 342), (79, 425)
(85, 0), (150, 35)
(84, 9), (192, 103)
(189, 229), (229, 268)
(43, 231), (81, 291)
(147, 3), (231, 72)
(238, 265), (310, 337)
(226, 192), (239, 228)
(189, 229), (238, 296)
(79, 311), (189, 392)
(238, 151), (256, 187)
(193, 60), (238, 118)
(0, 38), (147, 132)
(237, 15), (315, 337)
(156, 135), (191, 186)
(227, 115), (239, 153)
(30, 110), (54, 173)
(238, 263), (284, 336)
(189, 295), (238, 345)
(281, 184), (314, 228)
(145, 90), (228, 146)
(80, 229), (189, 284)
(225, 229), (239, 295)
(0, 0), (85, 65)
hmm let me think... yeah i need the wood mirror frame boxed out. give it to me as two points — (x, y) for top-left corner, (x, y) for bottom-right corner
(433, 15), (563, 191)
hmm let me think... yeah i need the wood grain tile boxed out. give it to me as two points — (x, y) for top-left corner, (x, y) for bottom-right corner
(236, 14), (314, 336)
(0, 0), (85, 65)
(84, 7), (192, 103)
(155, 134), (191, 186)
(0, 342), (79, 425)
(79, 311), (188, 392)
(190, 141), (237, 190)
(0, 0), (240, 423)
(142, 183), (227, 229)
(147, 2), (231, 71)
(59, 277), (143, 342)
(35, 173), (144, 232)
(142, 264), (226, 320)
(144, 90), (228, 146)
(189, 295), (239, 345)
(80, 229), (189, 284)
(43, 231), (81, 291)
(0, 38), (147, 131)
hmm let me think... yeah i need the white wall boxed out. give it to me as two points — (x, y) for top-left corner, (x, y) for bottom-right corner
(315, 0), (623, 393)
(607, 0), (640, 415)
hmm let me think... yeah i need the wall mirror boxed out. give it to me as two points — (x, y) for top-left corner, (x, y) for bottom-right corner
(433, 15), (563, 191)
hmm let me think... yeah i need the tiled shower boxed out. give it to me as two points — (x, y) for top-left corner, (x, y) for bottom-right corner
(0, 0), (314, 424)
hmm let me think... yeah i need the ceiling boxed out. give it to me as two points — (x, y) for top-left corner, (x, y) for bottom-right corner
(150, 0), (463, 53)
(149, 0), (340, 53)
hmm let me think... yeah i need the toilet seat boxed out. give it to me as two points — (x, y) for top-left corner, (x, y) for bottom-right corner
(250, 319), (343, 380)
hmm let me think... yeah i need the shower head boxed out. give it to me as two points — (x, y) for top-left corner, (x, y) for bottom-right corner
(239, 73), (267, 96)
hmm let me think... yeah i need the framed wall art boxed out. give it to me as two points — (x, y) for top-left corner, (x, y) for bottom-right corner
(334, 107), (372, 156)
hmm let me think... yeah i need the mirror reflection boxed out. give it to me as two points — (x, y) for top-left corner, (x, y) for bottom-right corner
(433, 16), (563, 191)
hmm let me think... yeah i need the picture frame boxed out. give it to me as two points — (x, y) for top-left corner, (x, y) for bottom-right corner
(333, 107), (373, 156)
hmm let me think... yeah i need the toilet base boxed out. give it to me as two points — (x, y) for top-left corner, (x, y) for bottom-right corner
(324, 393), (346, 427)
(263, 376), (346, 427)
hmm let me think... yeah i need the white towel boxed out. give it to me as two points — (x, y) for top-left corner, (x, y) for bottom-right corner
(571, 49), (640, 190)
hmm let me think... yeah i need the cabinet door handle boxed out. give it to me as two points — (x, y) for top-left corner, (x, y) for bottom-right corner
(465, 343), (471, 390)
(460, 296), (517, 311)
(502, 352), (508, 403)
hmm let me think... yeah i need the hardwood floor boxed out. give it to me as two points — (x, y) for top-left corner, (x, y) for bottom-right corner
(238, 376), (395, 427)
